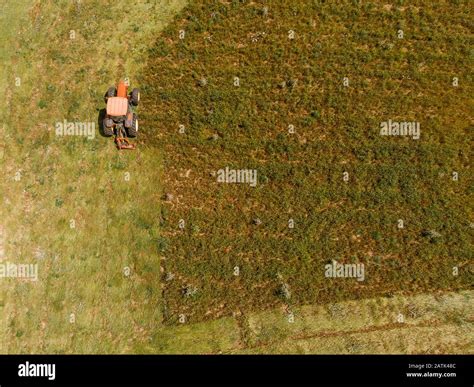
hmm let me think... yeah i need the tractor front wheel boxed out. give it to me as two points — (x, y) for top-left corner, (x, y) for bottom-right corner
(127, 114), (138, 137)
(104, 87), (117, 103)
(131, 88), (140, 106)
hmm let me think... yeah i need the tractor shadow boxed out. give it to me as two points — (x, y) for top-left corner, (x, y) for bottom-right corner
(97, 108), (107, 137)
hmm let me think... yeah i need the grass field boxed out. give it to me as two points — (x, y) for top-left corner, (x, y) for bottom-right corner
(142, 0), (473, 324)
(0, 0), (472, 354)
(1, 0), (187, 353)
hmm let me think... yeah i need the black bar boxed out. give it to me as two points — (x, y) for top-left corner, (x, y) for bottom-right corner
(0, 354), (471, 386)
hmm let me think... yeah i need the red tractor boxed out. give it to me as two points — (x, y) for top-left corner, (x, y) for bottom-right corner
(103, 80), (140, 150)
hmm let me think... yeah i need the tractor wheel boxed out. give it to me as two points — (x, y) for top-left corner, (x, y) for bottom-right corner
(131, 88), (140, 106)
(104, 127), (114, 137)
(127, 114), (138, 137)
(103, 118), (114, 137)
(104, 87), (116, 103)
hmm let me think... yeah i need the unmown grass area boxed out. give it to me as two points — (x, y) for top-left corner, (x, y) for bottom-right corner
(142, 0), (473, 323)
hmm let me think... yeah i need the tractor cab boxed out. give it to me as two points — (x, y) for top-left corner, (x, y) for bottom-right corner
(106, 97), (128, 118)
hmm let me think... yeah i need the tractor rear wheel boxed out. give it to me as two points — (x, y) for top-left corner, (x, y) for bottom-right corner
(131, 88), (140, 106)
(127, 114), (138, 137)
(103, 118), (114, 137)
(104, 127), (114, 137)
(104, 87), (117, 103)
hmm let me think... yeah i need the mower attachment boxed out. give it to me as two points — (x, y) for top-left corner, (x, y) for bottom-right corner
(114, 136), (136, 150)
